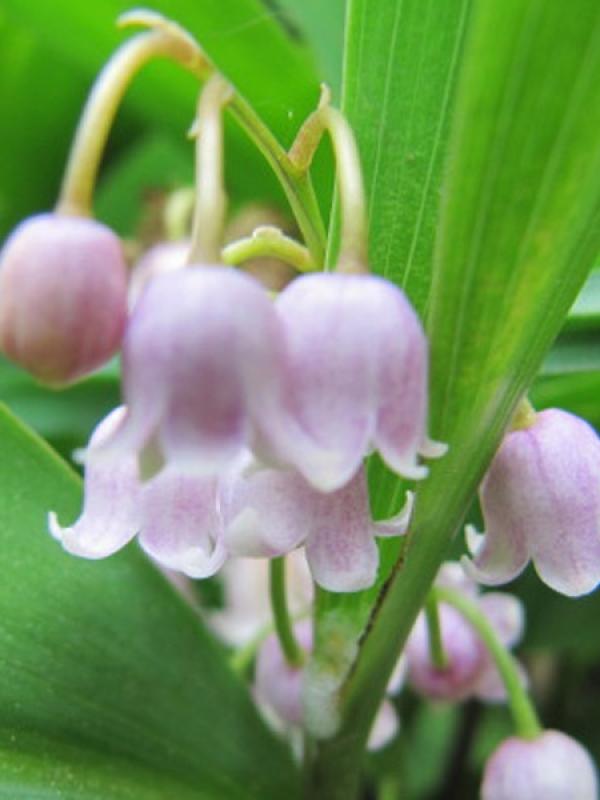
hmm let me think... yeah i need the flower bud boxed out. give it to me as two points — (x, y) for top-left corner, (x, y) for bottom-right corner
(464, 409), (600, 597)
(481, 730), (598, 799)
(0, 213), (128, 385)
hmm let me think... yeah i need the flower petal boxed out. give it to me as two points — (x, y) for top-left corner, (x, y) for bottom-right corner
(275, 274), (380, 490)
(138, 468), (225, 578)
(304, 469), (379, 592)
(462, 522), (530, 588)
(48, 407), (141, 558)
(523, 410), (600, 596)
(103, 267), (287, 477)
(367, 699), (399, 751)
(222, 463), (313, 557)
(372, 491), (414, 537)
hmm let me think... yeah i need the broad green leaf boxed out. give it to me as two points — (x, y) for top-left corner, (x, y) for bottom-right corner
(308, 1), (600, 795)
(341, 0), (471, 313)
(310, 0), (474, 708)
(0, 406), (300, 799)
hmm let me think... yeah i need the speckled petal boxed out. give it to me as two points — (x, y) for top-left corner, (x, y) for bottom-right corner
(138, 469), (225, 578)
(48, 407), (141, 558)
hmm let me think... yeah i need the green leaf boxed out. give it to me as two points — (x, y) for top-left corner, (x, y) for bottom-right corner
(309, 0), (474, 724)
(308, 0), (600, 795)
(0, 406), (300, 799)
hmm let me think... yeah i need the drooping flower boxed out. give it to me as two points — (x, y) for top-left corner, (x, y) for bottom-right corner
(49, 406), (226, 578)
(0, 213), (128, 385)
(481, 730), (598, 800)
(463, 408), (600, 597)
(405, 563), (525, 702)
(221, 457), (413, 592)
(254, 619), (406, 750)
(272, 272), (445, 492)
(95, 266), (305, 479)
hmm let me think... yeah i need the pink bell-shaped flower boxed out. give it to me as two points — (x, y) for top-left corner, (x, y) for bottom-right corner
(97, 266), (296, 478)
(0, 213), (128, 385)
(464, 409), (600, 597)
(254, 619), (405, 750)
(49, 406), (225, 578)
(221, 458), (413, 592)
(273, 272), (444, 491)
(406, 563), (525, 702)
(481, 730), (598, 800)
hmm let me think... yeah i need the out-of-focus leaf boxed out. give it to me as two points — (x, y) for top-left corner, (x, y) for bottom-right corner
(1, 0), (329, 222)
(0, 356), (119, 457)
(0, 15), (87, 236)
(541, 332), (600, 376)
(0, 406), (300, 799)
(531, 372), (600, 429)
(274, 0), (346, 98)
(565, 267), (600, 331)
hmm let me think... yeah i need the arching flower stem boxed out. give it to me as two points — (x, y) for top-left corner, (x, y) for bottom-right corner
(187, 75), (233, 264)
(58, 20), (208, 217)
(434, 585), (541, 740)
(222, 226), (316, 272)
(270, 557), (306, 668)
(424, 593), (448, 670)
(289, 87), (368, 274)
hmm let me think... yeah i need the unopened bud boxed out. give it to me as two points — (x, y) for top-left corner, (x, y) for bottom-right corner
(0, 213), (128, 385)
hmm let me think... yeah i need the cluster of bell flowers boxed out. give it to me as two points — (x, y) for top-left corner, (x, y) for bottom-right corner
(42, 260), (426, 592)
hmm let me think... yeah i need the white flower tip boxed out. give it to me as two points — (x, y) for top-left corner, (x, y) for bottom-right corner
(373, 491), (414, 538)
(47, 511), (64, 542)
(420, 437), (448, 460)
(465, 524), (485, 556)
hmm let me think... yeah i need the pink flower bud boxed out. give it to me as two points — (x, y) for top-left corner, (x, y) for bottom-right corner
(0, 213), (128, 384)
(406, 563), (525, 702)
(481, 730), (598, 799)
(255, 621), (312, 726)
(464, 409), (600, 597)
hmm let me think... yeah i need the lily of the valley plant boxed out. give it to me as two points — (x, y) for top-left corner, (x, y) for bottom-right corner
(1, 4), (600, 799)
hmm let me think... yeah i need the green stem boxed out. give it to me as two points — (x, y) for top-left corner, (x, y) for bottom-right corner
(269, 557), (305, 668)
(425, 593), (448, 670)
(222, 227), (316, 272)
(187, 75), (232, 264)
(57, 24), (208, 216)
(290, 96), (368, 273)
(229, 94), (327, 266)
(434, 586), (540, 739)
